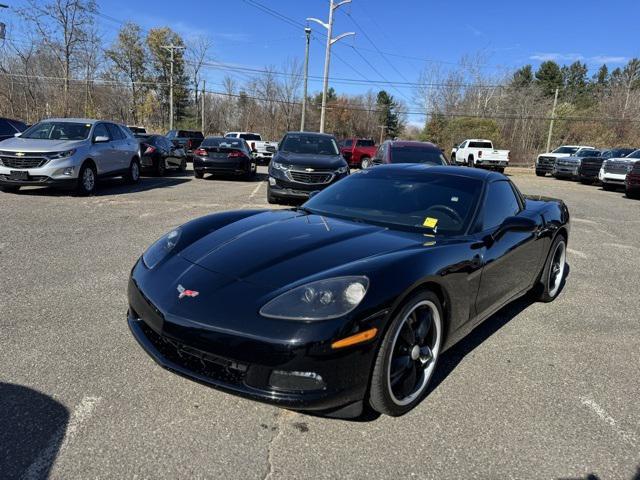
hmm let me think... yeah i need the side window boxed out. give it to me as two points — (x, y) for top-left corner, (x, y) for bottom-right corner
(166, 130), (176, 139)
(459, 141), (467, 149)
(344, 139), (353, 147)
(481, 181), (522, 231)
(93, 123), (110, 140)
(0, 120), (15, 136)
(106, 123), (124, 140)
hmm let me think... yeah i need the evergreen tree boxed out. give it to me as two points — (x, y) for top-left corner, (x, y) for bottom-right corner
(535, 61), (563, 96)
(511, 65), (534, 88)
(376, 90), (403, 138)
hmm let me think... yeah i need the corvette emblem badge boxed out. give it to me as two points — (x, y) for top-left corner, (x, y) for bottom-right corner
(177, 284), (199, 299)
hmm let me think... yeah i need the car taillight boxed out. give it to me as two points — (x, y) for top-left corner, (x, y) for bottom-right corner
(144, 145), (156, 155)
(478, 151), (483, 158)
(194, 148), (207, 156)
(228, 151), (243, 158)
(187, 139), (193, 149)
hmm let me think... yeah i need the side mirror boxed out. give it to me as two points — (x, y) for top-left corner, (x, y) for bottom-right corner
(493, 216), (537, 241)
(14, 132), (22, 138)
(93, 135), (110, 143)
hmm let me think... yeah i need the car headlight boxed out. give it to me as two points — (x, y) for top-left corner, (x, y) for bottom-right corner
(47, 149), (76, 160)
(336, 166), (349, 174)
(271, 161), (290, 171)
(142, 229), (181, 269)
(260, 276), (369, 321)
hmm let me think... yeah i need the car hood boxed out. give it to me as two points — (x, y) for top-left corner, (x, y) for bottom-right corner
(606, 156), (637, 163)
(0, 137), (85, 152)
(540, 152), (571, 159)
(178, 210), (425, 289)
(275, 152), (346, 169)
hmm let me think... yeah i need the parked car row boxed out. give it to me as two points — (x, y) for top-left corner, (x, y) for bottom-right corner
(535, 144), (640, 198)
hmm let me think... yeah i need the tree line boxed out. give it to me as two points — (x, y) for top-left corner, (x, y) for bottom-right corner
(1, 0), (640, 164)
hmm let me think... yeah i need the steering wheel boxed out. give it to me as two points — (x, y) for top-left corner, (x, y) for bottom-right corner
(424, 205), (463, 226)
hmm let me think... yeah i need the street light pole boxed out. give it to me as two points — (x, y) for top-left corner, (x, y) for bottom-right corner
(546, 87), (559, 154)
(161, 44), (185, 131)
(308, 0), (355, 133)
(300, 27), (312, 132)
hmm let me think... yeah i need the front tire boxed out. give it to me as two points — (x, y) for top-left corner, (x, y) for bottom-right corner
(467, 155), (474, 167)
(194, 169), (204, 179)
(76, 163), (97, 196)
(360, 157), (371, 169)
(536, 171), (545, 177)
(534, 234), (567, 303)
(602, 183), (616, 191)
(369, 291), (443, 416)
(155, 157), (166, 177)
(178, 158), (187, 172)
(267, 186), (278, 204)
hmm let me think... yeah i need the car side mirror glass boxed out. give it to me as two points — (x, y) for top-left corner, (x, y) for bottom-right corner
(93, 135), (110, 143)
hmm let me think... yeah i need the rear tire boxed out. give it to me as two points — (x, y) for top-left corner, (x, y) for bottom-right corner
(369, 290), (443, 417)
(626, 189), (640, 199)
(194, 170), (204, 179)
(1, 185), (20, 193)
(361, 157), (371, 169)
(125, 158), (141, 184)
(467, 155), (474, 167)
(178, 158), (187, 172)
(76, 163), (97, 196)
(535, 171), (545, 177)
(496, 167), (505, 174)
(533, 234), (567, 303)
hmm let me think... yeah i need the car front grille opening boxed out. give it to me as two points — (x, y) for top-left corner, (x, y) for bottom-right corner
(138, 320), (248, 385)
(289, 171), (332, 184)
(0, 156), (49, 169)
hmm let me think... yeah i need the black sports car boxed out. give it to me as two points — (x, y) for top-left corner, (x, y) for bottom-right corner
(128, 165), (570, 418)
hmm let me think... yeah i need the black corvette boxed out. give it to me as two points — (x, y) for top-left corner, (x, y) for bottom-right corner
(128, 165), (570, 417)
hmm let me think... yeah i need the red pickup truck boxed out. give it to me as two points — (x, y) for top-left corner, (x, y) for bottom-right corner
(339, 138), (377, 168)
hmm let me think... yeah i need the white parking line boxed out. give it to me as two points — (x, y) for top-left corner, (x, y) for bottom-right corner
(249, 182), (264, 199)
(23, 396), (101, 480)
(580, 396), (637, 448)
(567, 248), (587, 259)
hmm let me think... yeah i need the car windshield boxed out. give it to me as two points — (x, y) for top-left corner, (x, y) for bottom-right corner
(201, 137), (243, 149)
(303, 169), (483, 235)
(577, 150), (600, 157)
(240, 133), (261, 141)
(281, 134), (339, 155)
(356, 139), (375, 147)
(390, 146), (447, 165)
(20, 121), (91, 140)
(625, 150), (640, 159)
(553, 146), (579, 154)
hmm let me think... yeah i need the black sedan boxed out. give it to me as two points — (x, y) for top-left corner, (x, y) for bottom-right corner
(268, 132), (349, 204)
(127, 165), (570, 418)
(137, 134), (187, 176)
(193, 137), (257, 179)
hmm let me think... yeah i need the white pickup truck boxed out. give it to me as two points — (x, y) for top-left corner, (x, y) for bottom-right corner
(224, 132), (278, 164)
(451, 139), (510, 173)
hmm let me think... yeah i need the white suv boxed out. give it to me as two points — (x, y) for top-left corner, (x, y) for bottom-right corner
(0, 118), (141, 195)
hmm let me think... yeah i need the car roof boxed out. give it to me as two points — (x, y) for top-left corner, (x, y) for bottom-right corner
(43, 118), (103, 124)
(286, 131), (336, 138)
(367, 163), (502, 181)
(388, 140), (440, 150)
(465, 139), (492, 142)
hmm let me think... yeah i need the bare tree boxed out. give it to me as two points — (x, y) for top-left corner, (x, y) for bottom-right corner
(186, 35), (213, 121)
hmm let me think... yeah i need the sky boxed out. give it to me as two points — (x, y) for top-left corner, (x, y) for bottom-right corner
(3, 0), (640, 124)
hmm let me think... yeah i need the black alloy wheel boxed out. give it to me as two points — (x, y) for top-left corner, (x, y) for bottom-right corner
(369, 291), (443, 416)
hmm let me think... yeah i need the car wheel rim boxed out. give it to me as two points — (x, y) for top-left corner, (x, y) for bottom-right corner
(83, 168), (95, 191)
(387, 300), (442, 406)
(362, 159), (369, 169)
(548, 240), (566, 297)
(132, 162), (139, 180)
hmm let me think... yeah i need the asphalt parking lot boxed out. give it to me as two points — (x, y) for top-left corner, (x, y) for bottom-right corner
(1, 167), (639, 479)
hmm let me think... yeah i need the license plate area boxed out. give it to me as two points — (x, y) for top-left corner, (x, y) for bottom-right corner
(9, 170), (29, 181)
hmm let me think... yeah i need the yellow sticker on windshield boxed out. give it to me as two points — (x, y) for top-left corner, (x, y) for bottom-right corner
(423, 217), (438, 229)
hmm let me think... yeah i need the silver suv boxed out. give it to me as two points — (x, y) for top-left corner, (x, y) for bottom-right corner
(0, 118), (141, 194)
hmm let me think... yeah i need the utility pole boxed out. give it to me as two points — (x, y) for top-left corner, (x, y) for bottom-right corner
(308, 1), (355, 133)
(378, 125), (387, 145)
(162, 44), (185, 131)
(546, 87), (559, 153)
(300, 27), (312, 132)
(201, 79), (206, 134)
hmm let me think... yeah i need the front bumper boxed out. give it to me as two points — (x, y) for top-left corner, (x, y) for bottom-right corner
(268, 170), (348, 199)
(0, 155), (82, 186)
(193, 156), (256, 176)
(553, 166), (579, 178)
(127, 274), (379, 417)
(0, 173), (76, 188)
(599, 171), (626, 184)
